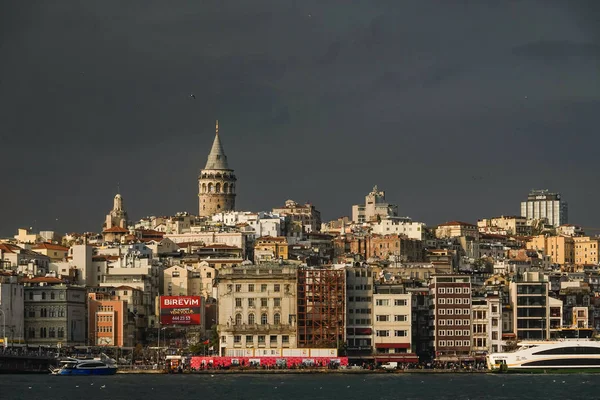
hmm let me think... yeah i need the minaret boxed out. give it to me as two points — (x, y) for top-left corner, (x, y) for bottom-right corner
(198, 120), (237, 216)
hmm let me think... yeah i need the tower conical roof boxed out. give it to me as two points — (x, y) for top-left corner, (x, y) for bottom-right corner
(204, 121), (230, 170)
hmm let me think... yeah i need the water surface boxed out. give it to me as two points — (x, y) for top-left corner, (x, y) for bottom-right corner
(1, 373), (595, 400)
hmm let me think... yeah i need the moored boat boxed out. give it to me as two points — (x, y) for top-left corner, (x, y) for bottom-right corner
(50, 357), (118, 376)
(487, 333), (600, 373)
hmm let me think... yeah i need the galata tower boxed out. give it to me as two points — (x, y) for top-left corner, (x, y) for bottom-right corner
(198, 120), (237, 216)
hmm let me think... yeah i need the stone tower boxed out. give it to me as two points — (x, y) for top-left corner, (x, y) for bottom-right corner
(104, 193), (128, 229)
(198, 121), (237, 216)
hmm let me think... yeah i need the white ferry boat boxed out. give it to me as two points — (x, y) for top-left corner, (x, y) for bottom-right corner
(487, 329), (600, 372)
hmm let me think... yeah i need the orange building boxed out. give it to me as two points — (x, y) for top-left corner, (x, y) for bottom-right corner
(88, 292), (134, 347)
(527, 235), (575, 265)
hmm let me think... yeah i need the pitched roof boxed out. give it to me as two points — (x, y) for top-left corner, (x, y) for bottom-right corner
(103, 226), (128, 233)
(0, 243), (21, 253)
(438, 221), (476, 227)
(204, 131), (230, 170)
(32, 243), (69, 251)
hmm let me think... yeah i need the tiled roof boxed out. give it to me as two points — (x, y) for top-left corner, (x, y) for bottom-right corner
(438, 221), (476, 227)
(103, 226), (128, 233)
(114, 285), (137, 291)
(0, 243), (21, 253)
(32, 243), (69, 251)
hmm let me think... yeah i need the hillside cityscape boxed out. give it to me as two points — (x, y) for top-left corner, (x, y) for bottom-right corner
(0, 122), (596, 369)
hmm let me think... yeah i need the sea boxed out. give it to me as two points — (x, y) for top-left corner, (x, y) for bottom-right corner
(0, 373), (595, 400)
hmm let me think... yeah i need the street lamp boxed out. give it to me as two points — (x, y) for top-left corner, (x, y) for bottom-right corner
(0, 308), (6, 348)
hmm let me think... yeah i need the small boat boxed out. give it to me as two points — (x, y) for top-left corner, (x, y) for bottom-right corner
(50, 357), (118, 375)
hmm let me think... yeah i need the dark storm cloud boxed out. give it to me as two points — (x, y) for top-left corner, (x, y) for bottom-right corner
(1, 0), (599, 235)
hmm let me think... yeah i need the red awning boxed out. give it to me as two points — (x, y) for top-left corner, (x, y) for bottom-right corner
(375, 343), (410, 349)
(375, 355), (419, 363)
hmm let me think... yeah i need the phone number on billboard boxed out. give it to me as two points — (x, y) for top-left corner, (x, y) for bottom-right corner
(171, 315), (192, 322)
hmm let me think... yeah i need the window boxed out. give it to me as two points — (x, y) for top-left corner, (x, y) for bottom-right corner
(235, 284), (242, 292)
(235, 298), (242, 307)
(447, 298), (454, 305)
(376, 299), (389, 306)
(172, 271), (180, 277)
(28, 327), (35, 338)
(270, 335), (277, 344)
(248, 284), (254, 292)
(41, 292), (46, 300)
(274, 284), (280, 292)
(395, 330), (407, 337)
(282, 335), (289, 344)
(447, 340), (454, 347)
(376, 330), (390, 337)
(58, 308), (65, 317)
(274, 298), (281, 307)
(234, 335), (241, 343)
(447, 288), (454, 294)
(394, 315), (407, 322)
(29, 292), (33, 300)
(40, 327), (47, 338)
(439, 309), (446, 315)
(439, 319), (446, 326)
(58, 327), (64, 338)
(438, 288), (446, 294)
(394, 299), (407, 306)
(248, 313), (255, 325)
(235, 313), (242, 325)
(376, 315), (389, 322)
(261, 313), (268, 325)
(274, 313), (281, 325)
(261, 284), (267, 292)
(28, 308), (35, 318)
(261, 298), (268, 307)
(439, 330), (446, 336)
(248, 298), (255, 307)
(50, 292), (56, 300)
(439, 340), (446, 347)
(258, 335), (265, 344)
(246, 335), (253, 344)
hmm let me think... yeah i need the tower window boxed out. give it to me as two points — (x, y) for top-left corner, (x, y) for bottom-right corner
(217, 204), (221, 209)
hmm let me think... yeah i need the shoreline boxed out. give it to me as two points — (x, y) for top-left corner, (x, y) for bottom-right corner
(117, 369), (490, 375)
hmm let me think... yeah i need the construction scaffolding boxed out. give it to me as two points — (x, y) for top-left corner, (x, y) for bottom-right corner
(297, 267), (345, 348)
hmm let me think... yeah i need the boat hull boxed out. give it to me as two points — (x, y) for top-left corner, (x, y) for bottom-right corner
(54, 367), (118, 376)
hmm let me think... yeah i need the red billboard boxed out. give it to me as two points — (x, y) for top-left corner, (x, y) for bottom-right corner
(160, 296), (202, 325)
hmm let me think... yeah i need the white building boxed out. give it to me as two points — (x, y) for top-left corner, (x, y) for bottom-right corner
(352, 185), (398, 223)
(369, 217), (425, 240)
(0, 276), (25, 345)
(520, 189), (568, 227)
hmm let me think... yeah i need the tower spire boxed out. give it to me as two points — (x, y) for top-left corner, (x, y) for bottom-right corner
(204, 120), (229, 170)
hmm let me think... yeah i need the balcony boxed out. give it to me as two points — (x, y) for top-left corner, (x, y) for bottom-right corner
(220, 323), (295, 334)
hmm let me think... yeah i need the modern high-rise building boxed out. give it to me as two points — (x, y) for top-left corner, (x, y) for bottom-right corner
(198, 121), (237, 217)
(520, 189), (568, 227)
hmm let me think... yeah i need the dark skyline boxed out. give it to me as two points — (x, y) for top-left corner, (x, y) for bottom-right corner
(1, 1), (600, 236)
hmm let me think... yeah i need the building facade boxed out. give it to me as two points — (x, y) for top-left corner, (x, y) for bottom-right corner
(198, 121), (237, 217)
(520, 189), (568, 227)
(216, 264), (298, 356)
(430, 275), (472, 363)
(352, 185), (399, 223)
(0, 275), (25, 345)
(23, 278), (87, 346)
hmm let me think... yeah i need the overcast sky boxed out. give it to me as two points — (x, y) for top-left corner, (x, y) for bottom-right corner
(1, 1), (599, 236)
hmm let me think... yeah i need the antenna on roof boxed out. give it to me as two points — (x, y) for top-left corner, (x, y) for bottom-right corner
(216, 120), (219, 135)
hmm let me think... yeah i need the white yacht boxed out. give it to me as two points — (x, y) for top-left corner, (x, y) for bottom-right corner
(487, 330), (600, 372)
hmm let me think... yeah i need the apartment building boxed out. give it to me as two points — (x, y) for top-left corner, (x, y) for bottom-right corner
(430, 275), (472, 363)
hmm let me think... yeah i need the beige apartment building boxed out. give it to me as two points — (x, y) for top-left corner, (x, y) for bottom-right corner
(435, 221), (478, 239)
(573, 237), (600, 266)
(163, 263), (216, 299)
(527, 235), (575, 265)
(372, 291), (413, 363)
(216, 263), (298, 356)
(477, 216), (531, 236)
